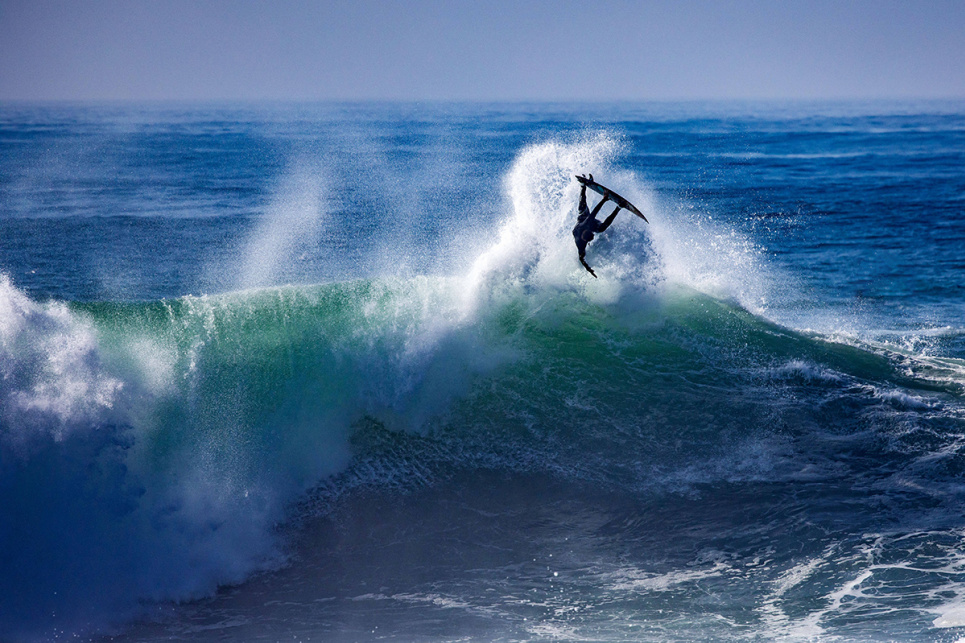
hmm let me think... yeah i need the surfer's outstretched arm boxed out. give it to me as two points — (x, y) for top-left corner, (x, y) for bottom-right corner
(579, 255), (598, 278)
(577, 244), (597, 278)
(596, 206), (622, 233)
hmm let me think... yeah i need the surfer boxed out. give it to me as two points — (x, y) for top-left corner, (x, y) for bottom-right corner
(573, 174), (622, 278)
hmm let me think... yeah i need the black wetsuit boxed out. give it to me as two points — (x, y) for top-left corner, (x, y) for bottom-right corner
(572, 182), (621, 277)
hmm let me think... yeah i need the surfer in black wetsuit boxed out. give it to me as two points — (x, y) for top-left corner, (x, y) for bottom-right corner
(573, 174), (621, 278)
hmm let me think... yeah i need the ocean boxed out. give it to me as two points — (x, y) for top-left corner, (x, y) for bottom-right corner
(1, 101), (964, 642)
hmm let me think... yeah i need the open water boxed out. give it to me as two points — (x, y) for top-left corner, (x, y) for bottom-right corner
(1, 101), (964, 641)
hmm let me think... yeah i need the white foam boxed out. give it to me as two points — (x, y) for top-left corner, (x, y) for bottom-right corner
(461, 134), (636, 306)
(458, 133), (786, 327)
(0, 274), (123, 448)
(605, 561), (730, 592)
(875, 388), (935, 410)
(933, 599), (965, 628)
(645, 203), (776, 314)
(769, 359), (844, 383)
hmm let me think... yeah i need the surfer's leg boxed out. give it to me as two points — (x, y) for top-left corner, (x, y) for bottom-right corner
(589, 197), (609, 219)
(579, 185), (589, 218)
(597, 206), (622, 232)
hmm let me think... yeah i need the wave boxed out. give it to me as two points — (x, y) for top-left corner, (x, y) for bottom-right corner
(2, 136), (963, 641)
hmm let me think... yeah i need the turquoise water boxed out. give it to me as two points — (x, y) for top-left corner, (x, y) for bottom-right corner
(1, 102), (964, 641)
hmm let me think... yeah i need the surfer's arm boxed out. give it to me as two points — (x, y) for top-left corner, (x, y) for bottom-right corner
(579, 255), (598, 278)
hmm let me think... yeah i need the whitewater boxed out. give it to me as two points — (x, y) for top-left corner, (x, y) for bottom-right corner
(1, 102), (965, 642)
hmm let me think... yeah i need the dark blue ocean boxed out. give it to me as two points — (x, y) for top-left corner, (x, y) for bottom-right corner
(1, 101), (964, 642)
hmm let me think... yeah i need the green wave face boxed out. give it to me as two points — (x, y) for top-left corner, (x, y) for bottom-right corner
(76, 275), (962, 496)
(4, 273), (963, 638)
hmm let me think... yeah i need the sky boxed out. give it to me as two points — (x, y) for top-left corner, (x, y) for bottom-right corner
(1, 0), (963, 101)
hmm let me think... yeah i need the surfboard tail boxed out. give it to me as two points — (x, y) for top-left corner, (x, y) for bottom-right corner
(628, 206), (648, 222)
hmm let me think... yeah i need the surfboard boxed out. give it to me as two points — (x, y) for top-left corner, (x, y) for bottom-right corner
(575, 175), (648, 222)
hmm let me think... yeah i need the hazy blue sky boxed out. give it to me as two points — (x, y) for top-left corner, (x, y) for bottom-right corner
(2, 0), (963, 101)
